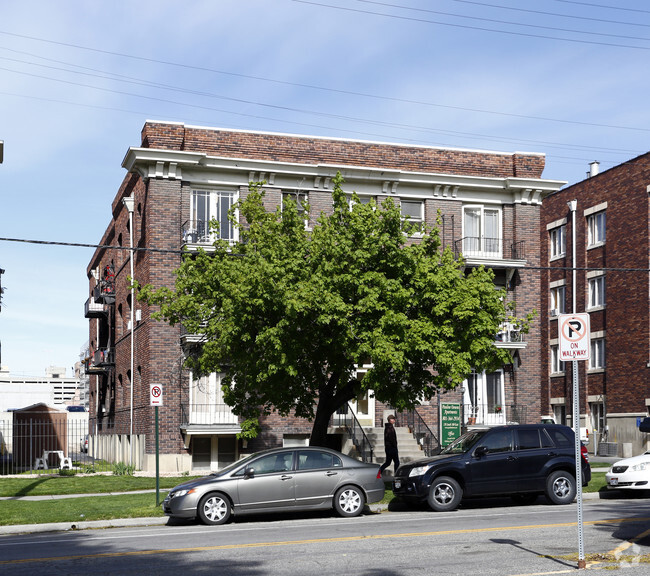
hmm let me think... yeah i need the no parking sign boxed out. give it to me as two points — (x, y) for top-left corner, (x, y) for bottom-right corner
(150, 384), (163, 406)
(559, 313), (590, 361)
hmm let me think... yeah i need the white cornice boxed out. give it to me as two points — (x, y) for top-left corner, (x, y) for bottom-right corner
(122, 147), (566, 203)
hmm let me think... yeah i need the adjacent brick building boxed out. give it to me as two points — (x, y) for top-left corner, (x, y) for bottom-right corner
(541, 154), (650, 457)
(85, 121), (564, 472)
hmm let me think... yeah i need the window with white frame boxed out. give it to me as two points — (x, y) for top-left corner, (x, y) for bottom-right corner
(549, 225), (566, 259)
(463, 369), (504, 422)
(401, 200), (424, 233)
(589, 338), (605, 369)
(349, 195), (372, 208)
(587, 211), (606, 246)
(282, 192), (309, 227)
(551, 344), (564, 374)
(463, 205), (501, 256)
(588, 275), (606, 309)
(190, 189), (236, 243)
(550, 285), (566, 316)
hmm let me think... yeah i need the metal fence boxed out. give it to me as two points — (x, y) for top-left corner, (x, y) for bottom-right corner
(0, 412), (145, 475)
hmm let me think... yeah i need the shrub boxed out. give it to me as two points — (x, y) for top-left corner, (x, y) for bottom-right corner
(113, 462), (135, 476)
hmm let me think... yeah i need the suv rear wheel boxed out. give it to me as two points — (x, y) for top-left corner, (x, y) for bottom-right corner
(427, 476), (462, 512)
(545, 470), (576, 505)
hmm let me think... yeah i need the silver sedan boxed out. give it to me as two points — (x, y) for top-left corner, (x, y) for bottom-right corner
(163, 446), (385, 525)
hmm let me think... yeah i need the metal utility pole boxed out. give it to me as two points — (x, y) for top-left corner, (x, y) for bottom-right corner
(123, 195), (135, 466)
(567, 199), (586, 570)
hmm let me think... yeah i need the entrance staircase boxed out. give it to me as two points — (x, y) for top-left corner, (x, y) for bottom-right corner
(364, 426), (426, 479)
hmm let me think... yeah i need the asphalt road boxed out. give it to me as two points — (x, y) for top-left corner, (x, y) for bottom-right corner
(1, 496), (649, 575)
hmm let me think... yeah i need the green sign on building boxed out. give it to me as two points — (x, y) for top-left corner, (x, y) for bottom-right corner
(440, 402), (462, 446)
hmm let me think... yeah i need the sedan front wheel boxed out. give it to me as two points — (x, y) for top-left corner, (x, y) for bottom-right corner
(198, 493), (232, 525)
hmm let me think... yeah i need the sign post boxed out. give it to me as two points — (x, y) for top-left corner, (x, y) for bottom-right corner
(559, 313), (590, 569)
(150, 384), (163, 506)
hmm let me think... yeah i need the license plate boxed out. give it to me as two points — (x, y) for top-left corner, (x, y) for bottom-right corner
(394, 480), (401, 489)
(610, 477), (618, 486)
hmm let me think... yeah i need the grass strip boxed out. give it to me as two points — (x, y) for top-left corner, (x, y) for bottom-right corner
(0, 475), (200, 497)
(0, 493), (165, 526)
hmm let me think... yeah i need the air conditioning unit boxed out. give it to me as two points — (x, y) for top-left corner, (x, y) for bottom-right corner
(550, 309), (559, 317)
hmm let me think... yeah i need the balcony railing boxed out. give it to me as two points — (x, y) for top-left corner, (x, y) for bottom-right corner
(86, 348), (114, 373)
(181, 403), (239, 426)
(495, 322), (525, 347)
(182, 220), (235, 247)
(464, 403), (528, 426)
(454, 237), (525, 261)
(84, 297), (107, 318)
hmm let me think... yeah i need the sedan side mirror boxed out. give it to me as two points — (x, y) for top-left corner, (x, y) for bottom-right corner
(244, 467), (255, 478)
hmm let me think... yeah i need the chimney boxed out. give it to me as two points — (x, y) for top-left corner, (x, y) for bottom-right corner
(589, 161), (600, 178)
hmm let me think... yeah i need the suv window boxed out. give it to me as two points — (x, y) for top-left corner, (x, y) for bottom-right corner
(479, 429), (513, 453)
(518, 429), (542, 450)
(546, 427), (572, 447)
(540, 428), (554, 448)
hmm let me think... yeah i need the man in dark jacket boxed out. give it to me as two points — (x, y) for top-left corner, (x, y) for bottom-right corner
(379, 414), (400, 476)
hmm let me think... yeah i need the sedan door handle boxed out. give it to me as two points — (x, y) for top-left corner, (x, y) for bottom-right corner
(280, 475), (293, 481)
(506, 456), (517, 462)
(326, 471), (338, 476)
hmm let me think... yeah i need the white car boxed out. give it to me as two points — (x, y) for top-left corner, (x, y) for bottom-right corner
(606, 451), (650, 490)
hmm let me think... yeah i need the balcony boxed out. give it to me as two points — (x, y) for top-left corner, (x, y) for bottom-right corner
(494, 322), (527, 350)
(84, 297), (107, 318)
(180, 403), (241, 440)
(85, 347), (114, 373)
(181, 220), (236, 252)
(93, 282), (115, 305)
(454, 237), (526, 268)
(464, 403), (528, 426)
(93, 263), (116, 304)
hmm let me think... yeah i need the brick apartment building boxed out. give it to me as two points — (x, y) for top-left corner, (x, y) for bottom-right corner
(85, 121), (564, 472)
(541, 154), (650, 458)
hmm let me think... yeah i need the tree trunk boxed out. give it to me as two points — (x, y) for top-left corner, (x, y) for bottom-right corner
(309, 403), (334, 447)
(309, 377), (358, 447)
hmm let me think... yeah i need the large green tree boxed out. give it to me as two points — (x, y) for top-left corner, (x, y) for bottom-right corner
(139, 175), (526, 446)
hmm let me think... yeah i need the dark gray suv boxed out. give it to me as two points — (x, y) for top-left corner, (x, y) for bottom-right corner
(392, 424), (591, 512)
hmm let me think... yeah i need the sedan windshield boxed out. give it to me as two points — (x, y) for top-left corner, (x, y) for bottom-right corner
(440, 430), (487, 454)
(209, 451), (262, 476)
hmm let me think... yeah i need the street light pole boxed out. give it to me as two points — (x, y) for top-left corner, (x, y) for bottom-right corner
(122, 195), (135, 467)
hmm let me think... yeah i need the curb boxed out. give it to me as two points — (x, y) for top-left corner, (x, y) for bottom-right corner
(0, 516), (168, 535)
(0, 493), (616, 536)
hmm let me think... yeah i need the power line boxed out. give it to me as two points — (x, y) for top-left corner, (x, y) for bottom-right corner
(0, 236), (648, 273)
(0, 28), (649, 134)
(552, 0), (650, 15)
(291, 0), (650, 51)
(0, 236), (181, 255)
(357, 0), (650, 39)
(449, 0), (650, 29)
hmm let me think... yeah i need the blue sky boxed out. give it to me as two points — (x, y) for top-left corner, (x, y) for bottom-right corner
(1, 0), (649, 376)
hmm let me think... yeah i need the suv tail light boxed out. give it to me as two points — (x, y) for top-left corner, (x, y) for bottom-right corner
(580, 443), (589, 464)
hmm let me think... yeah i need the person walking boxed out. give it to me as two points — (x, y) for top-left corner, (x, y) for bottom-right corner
(379, 414), (400, 476)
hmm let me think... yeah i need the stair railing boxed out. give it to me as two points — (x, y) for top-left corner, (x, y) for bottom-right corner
(401, 408), (440, 457)
(330, 404), (374, 463)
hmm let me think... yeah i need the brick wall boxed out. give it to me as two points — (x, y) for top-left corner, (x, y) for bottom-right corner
(141, 122), (546, 179)
(541, 154), (650, 419)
